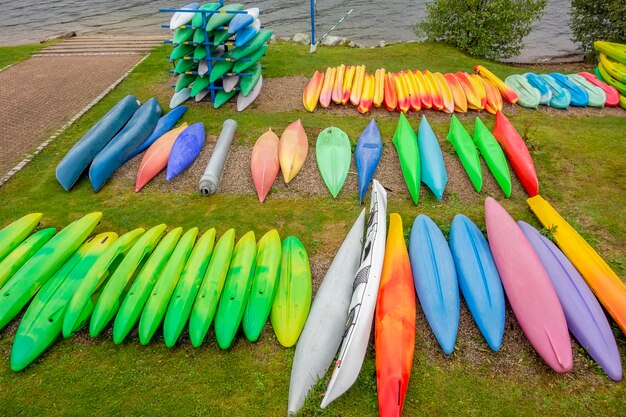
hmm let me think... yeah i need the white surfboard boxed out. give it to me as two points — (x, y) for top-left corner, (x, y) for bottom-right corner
(236, 75), (262, 111)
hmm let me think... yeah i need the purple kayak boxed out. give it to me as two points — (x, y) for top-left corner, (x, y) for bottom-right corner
(166, 122), (205, 181)
(519, 221), (622, 381)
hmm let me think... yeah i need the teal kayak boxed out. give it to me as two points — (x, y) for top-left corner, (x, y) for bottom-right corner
(0, 228), (56, 290)
(0, 213), (42, 262)
(417, 115), (447, 200)
(446, 116), (482, 192)
(504, 74), (541, 109)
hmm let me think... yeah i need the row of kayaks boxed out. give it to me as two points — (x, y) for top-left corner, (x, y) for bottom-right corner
(594, 41), (626, 107)
(288, 188), (625, 416)
(303, 64), (520, 114)
(0, 213), (311, 371)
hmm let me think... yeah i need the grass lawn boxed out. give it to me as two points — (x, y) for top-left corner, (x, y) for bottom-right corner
(0, 41), (624, 416)
(0, 41), (58, 70)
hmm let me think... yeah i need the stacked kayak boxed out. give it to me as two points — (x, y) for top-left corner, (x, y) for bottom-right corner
(165, 2), (270, 110)
(594, 41), (626, 108)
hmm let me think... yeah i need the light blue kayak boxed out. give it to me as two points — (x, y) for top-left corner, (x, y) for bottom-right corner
(128, 106), (188, 160)
(449, 214), (505, 351)
(549, 73), (588, 107)
(355, 119), (383, 205)
(524, 73), (552, 105)
(235, 19), (260, 47)
(539, 74), (571, 109)
(409, 214), (459, 355)
(417, 115), (447, 201)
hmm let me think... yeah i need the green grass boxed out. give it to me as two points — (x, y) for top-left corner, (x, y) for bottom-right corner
(0, 41), (624, 416)
(0, 41), (58, 70)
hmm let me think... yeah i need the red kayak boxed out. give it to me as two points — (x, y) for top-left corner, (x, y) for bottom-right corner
(577, 72), (620, 107)
(492, 111), (539, 197)
(375, 213), (416, 417)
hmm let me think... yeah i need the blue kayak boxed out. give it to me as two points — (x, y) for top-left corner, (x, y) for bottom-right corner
(228, 9), (255, 34)
(56, 95), (139, 191)
(539, 75), (571, 109)
(524, 73), (552, 105)
(128, 106), (188, 160)
(89, 98), (162, 192)
(549, 73), (589, 107)
(355, 119), (383, 204)
(417, 115), (447, 201)
(166, 122), (205, 181)
(449, 214), (505, 351)
(235, 20), (260, 47)
(409, 214), (459, 355)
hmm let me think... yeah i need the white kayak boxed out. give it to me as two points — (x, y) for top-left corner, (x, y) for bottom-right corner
(236, 75), (262, 111)
(287, 209), (366, 416)
(320, 179), (388, 408)
(169, 3), (200, 29)
(195, 88), (210, 102)
(223, 75), (240, 93)
(169, 88), (191, 109)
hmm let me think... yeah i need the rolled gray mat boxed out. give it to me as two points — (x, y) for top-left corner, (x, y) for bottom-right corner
(198, 119), (237, 195)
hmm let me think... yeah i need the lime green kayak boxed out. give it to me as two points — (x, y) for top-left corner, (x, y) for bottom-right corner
(594, 41), (626, 65)
(173, 27), (194, 45)
(233, 45), (267, 73)
(214, 89), (237, 109)
(113, 228), (182, 344)
(270, 236), (311, 348)
(62, 228), (145, 338)
(214, 231), (257, 349)
(239, 62), (262, 96)
(447, 115), (482, 192)
(206, 4), (244, 32)
(0, 213), (42, 262)
(138, 228), (198, 345)
(0, 212), (101, 331)
(11, 233), (116, 371)
(231, 30), (272, 60)
(191, 3), (221, 28)
(0, 228), (56, 290)
(598, 62), (626, 95)
(392, 113), (420, 204)
(599, 53), (626, 83)
(316, 127), (352, 198)
(472, 118), (511, 197)
(89, 224), (166, 337)
(188, 229), (235, 347)
(163, 229), (216, 347)
(242, 230), (281, 342)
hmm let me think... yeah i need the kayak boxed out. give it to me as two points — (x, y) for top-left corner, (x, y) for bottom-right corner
(56, 95), (139, 191)
(169, 3), (199, 29)
(423, 70), (444, 111)
(355, 119), (383, 204)
(599, 53), (626, 83)
(188, 228), (235, 347)
(375, 213), (416, 417)
(538, 74), (571, 109)
(455, 72), (482, 111)
(162, 228), (215, 347)
(413, 71), (432, 109)
(373, 68), (385, 107)
(409, 215), (459, 355)
(492, 111), (539, 197)
(172, 27), (194, 45)
(232, 45), (267, 73)
(166, 122), (205, 181)
(332, 64), (345, 105)
(191, 3), (221, 28)
(527, 195), (626, 336)
(342, 65), (356, 105)
(214, 89), (237, 109)
(549, 73), (590, 106)
(228, 7), (259, 33)
(170, 88), (191, 109)
(446, 115), (482, 192)
(567, 74), (606, 108)
(270, 236), (311, 348)
(392, 73), (410, 113)
(321, 180), (387, 409)
(594, 41), (626, 64)
(319, 67), (336, 108)
(485, 197), (572, 373)
(251, 129), (280, 202)
(519, 221), (622, 381)
(176, 73), (196, 92)
(129, 106), (188, 160)
(598, 61), (626, 95)
(433, 72), (454, 113)
(357, 72), (375, 114)
(171, 43), (194, 61)
(278, 119), (308, 183)
(316, 127), (351, 198)
(401, 71), (421, 112)
(0, 212), (101, 331)
(417, 115), (447, 200)
(239, 63), (261, 96)
(303, 70), (324, 112)
(235, 19), (260, 47)
(206, 3), (244, 32)
(209, 52), (234, 82)
(222, 75), (239, 94)
(444, 73), (468, 113)
(449, 215), (505, 351)
(577, 72), (619, 106)
(242, 230), (281, 342)
(392, 113), (420, 204)
(504, 74), (541, 109)
(474, 65), (519, 104)
(0, 228), (56, 290)
(480, 77), (503, 114)
(214, 231), (257, 349)
(473, 118), (512, 197)
(0, 213), (42, 263)
(288, 210), (365, 417)
(350, 65), (365, 107)
(469, 74), (488, 109)
(383, 72), (397, 111)
(524, 73), (552, 106)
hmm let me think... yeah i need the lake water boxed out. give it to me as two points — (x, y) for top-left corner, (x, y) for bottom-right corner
(0, 0), (577, 62)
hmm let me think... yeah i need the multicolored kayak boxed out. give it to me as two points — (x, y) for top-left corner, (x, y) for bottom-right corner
(481, 77), (503, 114)
(251, 129), (280, 202)
(433, 72), (454, 113)
(417, 115), (447, 200)
(316, 127), (351, 198)
(413, 70), (432, 109)
(423, 70), (444, 111)
(350, 65), (366, 107)
(504, 74), (541, 109)
(0, 228), (56, 290)
(373, 68), (385, 107)
(473, 118), (512, 197)
(303, 70), (324, 112)
(383, 72), (397, 111)
(375, 213), (416, 417)
(278, 119), (308, 183)
(402, 70), (421, 112)
(332, 64), (345, 105)
(357, 72), (375, 114)
(444, 73), (468, 113)
(485, 197), (572, 373)
(166, 122), (205, 181)
(474, 65), (519, 104)
(446, 116), (482, 192)
(0, 213), (42, 262)
(538, 74), (571, 109)
(455, 72), (482, 111)
(392, 72), (410, 113)
(392, 113), (420, 204)
(342, 65), (356, 105)
(355, 119), (383, 204)
(319, 67), (336, 108)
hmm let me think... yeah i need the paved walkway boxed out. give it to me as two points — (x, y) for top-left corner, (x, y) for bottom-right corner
(0, 36), (162, 185)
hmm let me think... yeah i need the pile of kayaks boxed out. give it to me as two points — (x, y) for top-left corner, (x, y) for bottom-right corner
(504, 71), (622, 109)
(288, 190), (624, 416)
(0, 212), (311, 371)
(303, 64), (519, 114)
(594, 40), (626, 109)
(166, 2), (271, 110)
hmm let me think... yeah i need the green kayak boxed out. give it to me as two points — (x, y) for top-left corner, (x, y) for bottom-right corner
(194, 44), (208, 62)
(598, 62), (626, 95)
(191, 75), (210, 97)
(567, 74), (606, 108)
(213, 29), (232, 45)
(472, 118), (512, 197)
(594, 41), (626, 65)
(447, 115), (482, 192)
(599, 53), (626, 83)
(209, 52), (234, 82)
(504, 74), (541, 109)
(173, 27), (194, 45)
(138, 228), (198, 345)
(315, 127), (352, 198)
(176, 73), (196, 92)
(174, 58), (197, 75)
(188, 229), (235, 347)
(89, 224), (166, 337)
(392, 113), (420, 204)
(11, 232), (116, 371)
(0, 228), (56, 290)
(163, 229), (216, 347)
(112, 228), (182, 344)
(270, 236), (311, 348)
(213, 231), (257, 349)
(0, 213), (42, 262)
(239, 62), (262, 96)
(193, 29), (207, 46)
(171, 43), (194, 60)
(206, 4), (244, 32)
(214, 89), (237, 108)
(242, 230), (281, 342)
(233, 45), (267, 74)
(0, 212), (101, 331)
(62, 228), (145, 338)
(231, 30), (272, 60)
(191, 3), (221, 28)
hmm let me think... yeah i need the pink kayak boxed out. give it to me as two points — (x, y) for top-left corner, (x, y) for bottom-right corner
(251, 129), (280, 202)
(485, 197), (572, 373)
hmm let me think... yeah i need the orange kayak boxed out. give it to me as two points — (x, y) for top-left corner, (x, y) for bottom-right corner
(433, 72), (455, 113)
(302, 70), (324, 112)
(135, 123), (188, 192)
(474, 65), (519, 104)
(455, 72), (483, 111)
(392, 73), (410, 113)
(358, 73), (375, 114)
(469, 74), (488, 109)
(350, 65), (366, 106)
(401, 71), (421, 112)
(422, 70), (444, 111)
(413, 70), (433, 109)
(251, 129), (280, 202)
(278, 119), (308, 183)
(342, 65), (356, 105)
(375, 213), (416, 417)
(332, 64), (345, 104)
(444, 73), (468, 113)
(319, 67), (336, 108)
(373, 68), (385, 107)
(383, 72), (398, 111)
